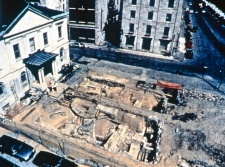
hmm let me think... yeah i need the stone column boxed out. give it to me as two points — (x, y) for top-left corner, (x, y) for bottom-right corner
(38, 69), (43, 85)
(52, 61), (56, 77)
(41, 68), (45, 84)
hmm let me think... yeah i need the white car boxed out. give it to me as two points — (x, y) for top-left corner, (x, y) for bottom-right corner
(70, 42), (85, 48)
(202, 10), (206, 13)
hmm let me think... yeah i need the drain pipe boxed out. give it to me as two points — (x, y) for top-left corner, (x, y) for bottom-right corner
(153, 0), (161, 53)
(135, 0), (143, 50)
(171, 0), (181, 55)
(11, 85), (18, 101)
(25, 68), (32, 89)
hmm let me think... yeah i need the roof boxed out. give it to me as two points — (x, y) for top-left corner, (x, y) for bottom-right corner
(26, 0), (40, 2)
(157, 80), (183, 90)
(29, 4), (65, 18)
(0, 1), (67, 37)
(25, 51), (57, 66)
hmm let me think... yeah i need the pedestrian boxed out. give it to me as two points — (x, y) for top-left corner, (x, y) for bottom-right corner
(46, 88), (50, 97)
(53, 82), (58, 92)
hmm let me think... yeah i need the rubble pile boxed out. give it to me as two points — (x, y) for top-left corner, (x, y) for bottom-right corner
(77, 118), (96, 136)
(202, 145), (225, 167)
(185, 159), (211, 167)
(184, 89), (224, 101)
(177, 129), (225, 167)
(102, 117), (162, 164)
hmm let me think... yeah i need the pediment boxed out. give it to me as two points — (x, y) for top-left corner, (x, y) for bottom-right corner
(4, 10), (52, 37)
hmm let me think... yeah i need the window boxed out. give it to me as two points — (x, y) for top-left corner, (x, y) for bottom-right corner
(130, 10), (136, 18)
(126, 36), (135, 46)
(29, 37), (35, 52)
(129, 23), (134, 33)
(131, 0), (136, 5)
(160, 40), (168, 51)
(58, 26), (62, 38)
(148, 12), (153, 20)
(0, 83), (4, 95)
(142, 38), (152, 50)
(21, 72), (27, 83)
(60, 48), (64, 62)
(163, 27), (170, 37)
(13, 44), (21, 59)
(146, 25), (152, 35)
(43, 32), (48, 45)
(168, 0), (174, 8)
(166, 13), (172, 22)
(149, 0), (155, 7)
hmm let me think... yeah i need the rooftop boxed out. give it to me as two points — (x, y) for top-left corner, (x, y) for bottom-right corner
(0, 1), (66, 37)
(24, 51), (57, 66)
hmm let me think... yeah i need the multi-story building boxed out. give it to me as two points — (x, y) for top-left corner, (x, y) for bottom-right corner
(0, 1), (69, 111)
(26, 0), (67, 11)
(120, 0), (184, 54)
(68, 0), (110, 44)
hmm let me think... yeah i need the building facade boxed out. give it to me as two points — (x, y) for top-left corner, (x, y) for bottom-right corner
(26, 0), (67, 12)
(0, 4), (69, 111)
(68, 0), (110, 44)
(120, 0), (184, 54)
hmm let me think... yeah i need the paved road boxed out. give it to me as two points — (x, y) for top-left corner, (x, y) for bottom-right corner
(0, 126), (49, 167)
(186, 0), (225, 79)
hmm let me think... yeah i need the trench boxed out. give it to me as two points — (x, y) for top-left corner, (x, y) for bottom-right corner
(143, 120), (159, 162)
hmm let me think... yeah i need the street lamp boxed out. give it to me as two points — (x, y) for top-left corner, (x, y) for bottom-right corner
(202, 66), (208, 78)
(218, 70), (224, 89)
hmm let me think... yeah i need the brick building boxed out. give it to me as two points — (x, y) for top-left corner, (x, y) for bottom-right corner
(120, 0), (184, 54)
(0, 2), (69, 111)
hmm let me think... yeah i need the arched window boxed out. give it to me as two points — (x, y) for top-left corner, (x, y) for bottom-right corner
(21, 71), (27, 83)
(0, 83), (5, 95)
(60, 48), (64, 62)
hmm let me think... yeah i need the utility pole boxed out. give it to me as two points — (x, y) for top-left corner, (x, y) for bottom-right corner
(202, 66), (207, 78)
(218, 70), (224, 89)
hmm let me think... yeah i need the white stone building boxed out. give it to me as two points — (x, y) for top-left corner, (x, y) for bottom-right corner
(26, 0), (67, 12)
(120, 0), (184, 54)
(0, 3), (69, 111)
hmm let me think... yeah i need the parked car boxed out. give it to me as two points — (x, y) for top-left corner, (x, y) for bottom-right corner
(201, 9), (206, 13)
(192, 26), (198, 32)
(0, 135), (35, 161)
(0, 156), (20, 167)
(185, 32), (192, 40)
(33, 151), (78, 167)
(70, 42), (85, 48)
(185, 19), (191, 25)
(185, 40), (193, 48)
(185, 25), (192, 32)
(189, 9), (194, 14)
(185, 49), (193, 59)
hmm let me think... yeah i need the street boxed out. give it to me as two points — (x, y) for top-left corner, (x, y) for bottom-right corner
(185, 0), (225, 80)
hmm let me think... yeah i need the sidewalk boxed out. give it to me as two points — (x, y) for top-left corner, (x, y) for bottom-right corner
(85, 43), (174, 61)
(117, 48), (173, 61)
(197, 74), (225, 94)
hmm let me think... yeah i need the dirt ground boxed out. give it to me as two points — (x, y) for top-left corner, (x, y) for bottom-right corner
(5, 58), (225, 167)
(87, 59), (225, 167)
